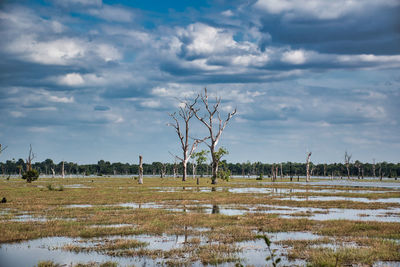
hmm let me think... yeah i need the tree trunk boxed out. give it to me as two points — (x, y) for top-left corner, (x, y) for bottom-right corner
(306, 152), (312, 182)
(182, 161), (187, 182)
(62, 161), (65, 179)
(138, 155), (143, 184)
(211, 147), (218, 184)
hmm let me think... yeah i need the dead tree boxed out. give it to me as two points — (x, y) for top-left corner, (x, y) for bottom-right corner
(372, 158), (376, 178)
(138, 155), (143, 184)
(26, 144), (35, 172)
(168, 98), (207, 181)
(61, 161), (65, 178)
(323, 164), (327, 177)
(344, 151), (352, 179)
(280, 163), (283, 179)
(191, 88), (236, 184)
(306, 152), (312, 182)
(51, 168), (55, 178)
(355, 161), (361, 179)
(0, 144), (7, 155)
(173, 159), (177, 178)
(160, 164), (166, 178)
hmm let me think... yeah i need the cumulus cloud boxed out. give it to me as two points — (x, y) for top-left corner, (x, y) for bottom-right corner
(254, 0), (400, 19)
(281, 50), (307, 65)
(88, 4), (134, 22)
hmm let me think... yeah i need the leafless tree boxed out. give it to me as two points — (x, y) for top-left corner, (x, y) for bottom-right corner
(168, 98), (208, 181)
(0, 144), (7, 155)
(138, 155), (143, 184)
(306, 152), (312, 182)
(355, 161), (361, 179)
(61, 161), (65, 178)
(372, 158), (376, 177)
(161, 164), (166, 178)
(190, 88), (236, 184)
(26, 144), (35, 172)
(51, 168), (55, 178)
(280, 163), (283, 179)
(344, 151), (352, 179)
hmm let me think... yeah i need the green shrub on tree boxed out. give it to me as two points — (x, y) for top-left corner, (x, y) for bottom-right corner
(22, 145), (39, 183)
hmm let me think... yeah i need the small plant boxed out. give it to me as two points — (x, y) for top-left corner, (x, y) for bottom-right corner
(47, 184), (64, 191)
(22, 169), (39, 183)
(256, 173), (263, 180)
(256, 234), (281, 267)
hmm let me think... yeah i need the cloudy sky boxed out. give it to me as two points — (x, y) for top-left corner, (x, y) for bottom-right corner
(0, 0), (399, 164)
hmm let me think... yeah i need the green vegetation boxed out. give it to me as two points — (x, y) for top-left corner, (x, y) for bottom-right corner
(22, 169), (39, 183)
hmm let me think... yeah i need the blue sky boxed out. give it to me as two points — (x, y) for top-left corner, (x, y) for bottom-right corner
(0, 0), (399, 164)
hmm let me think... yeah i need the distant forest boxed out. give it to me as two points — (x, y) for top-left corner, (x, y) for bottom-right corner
(0, 159), (399, 178)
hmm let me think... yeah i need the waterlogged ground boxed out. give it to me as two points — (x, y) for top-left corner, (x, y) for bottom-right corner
(0, 177), (399, 266)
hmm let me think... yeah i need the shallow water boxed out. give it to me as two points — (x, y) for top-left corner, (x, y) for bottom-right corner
(0, 231), (321, 267)
(279, 196), (400, 203)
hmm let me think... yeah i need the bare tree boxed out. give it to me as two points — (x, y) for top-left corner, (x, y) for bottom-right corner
(138, 155), (143, 184)
(306, 152), (312, 182)
(168, 98), (207, 181)
(61, 161), (65, 179)
(372, 158), (376, 178)
(344, 151), (352, 179)
(280, 163), (283, 179)
(51, 168), (55, 178)
(191, 88), (236, 184)
(160, 164), (166, 178)
(26, 144), (35, 172)
(0, 144), (7, 155)
(355, 161), (361, 179)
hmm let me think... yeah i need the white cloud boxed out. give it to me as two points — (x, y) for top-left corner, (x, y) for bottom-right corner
(282, 50), (307, 64)
(53, 0), (102, 7)
(6, 34), (121, 65)
(10, 111), (25, 118)
(178, 23), (237, 57)
(140, 100), (161, 108)
(7, 35), (86, 65)
(221, 10), (234, 17)
(96, 44), (122, 62)
(88, 5), (134, 22)
(59, 73), (85, 86)
(47, 95), (75, 104)
(254, 0), (400, 19)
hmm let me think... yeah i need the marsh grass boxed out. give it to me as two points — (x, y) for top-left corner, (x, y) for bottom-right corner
(1, 177), (399, 266)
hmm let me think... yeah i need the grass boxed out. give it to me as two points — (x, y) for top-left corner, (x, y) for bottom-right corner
(1, 176), (399, 266)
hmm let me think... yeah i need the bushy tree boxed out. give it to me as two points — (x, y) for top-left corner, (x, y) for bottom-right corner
(22, 169), (39, 183)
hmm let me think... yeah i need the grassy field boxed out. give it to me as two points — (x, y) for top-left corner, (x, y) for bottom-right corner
(0, 177), (399, 266)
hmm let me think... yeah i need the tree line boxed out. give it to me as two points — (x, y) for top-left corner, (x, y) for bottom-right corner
(0, 158), (399, 179)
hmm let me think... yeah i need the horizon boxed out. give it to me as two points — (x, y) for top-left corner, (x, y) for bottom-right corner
(1, 0), (400, 164)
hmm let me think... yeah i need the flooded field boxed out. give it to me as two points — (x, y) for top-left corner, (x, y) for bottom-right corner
(0, 177), (399, 266)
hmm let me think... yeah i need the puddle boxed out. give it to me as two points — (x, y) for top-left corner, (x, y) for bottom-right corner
(89, 224), (134, 228)
(9, 214), (48, 222)
(0, 236), (160, 267)
(63, 184), (92, 189)
(279, 196), (400, 203)
(65, 204), (93, 208)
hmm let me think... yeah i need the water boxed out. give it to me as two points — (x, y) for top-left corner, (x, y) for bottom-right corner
(0, 231), (322, 267)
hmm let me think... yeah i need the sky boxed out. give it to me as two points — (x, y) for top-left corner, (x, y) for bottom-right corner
(0, 0), (399, 164)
